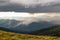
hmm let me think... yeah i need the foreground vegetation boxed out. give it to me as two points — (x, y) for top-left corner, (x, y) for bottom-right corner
(0, 30), (60, 40)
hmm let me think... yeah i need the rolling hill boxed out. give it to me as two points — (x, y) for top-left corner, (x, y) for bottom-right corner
(30, 25), (60, 37)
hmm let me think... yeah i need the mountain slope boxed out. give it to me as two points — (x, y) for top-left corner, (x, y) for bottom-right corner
(0, 30), (60, 40)
(0, 19), (54, 33)
(30, 25), (60, 37)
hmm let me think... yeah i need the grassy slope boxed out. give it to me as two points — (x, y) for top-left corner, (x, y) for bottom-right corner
(0, 30), (60, 40)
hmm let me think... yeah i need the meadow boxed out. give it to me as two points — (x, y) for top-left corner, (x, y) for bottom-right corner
(0, 30), (60, 40)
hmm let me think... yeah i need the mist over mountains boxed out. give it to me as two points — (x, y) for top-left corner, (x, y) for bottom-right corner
(0, 0), (60, 34)
(0, 13), (60, 33)
(0, 19), (55, 33)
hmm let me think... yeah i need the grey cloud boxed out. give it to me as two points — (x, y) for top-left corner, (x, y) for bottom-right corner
(0, 0), (10, 6)
(0, 0), (60, 12)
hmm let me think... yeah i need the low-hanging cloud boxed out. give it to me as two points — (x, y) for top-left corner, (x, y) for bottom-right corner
(0, 12), (60, 28)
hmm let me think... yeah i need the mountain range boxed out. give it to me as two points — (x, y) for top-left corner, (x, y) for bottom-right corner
(0, 19), (57, 33)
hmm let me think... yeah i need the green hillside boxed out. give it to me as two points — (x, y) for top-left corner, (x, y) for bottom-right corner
(31, 25), (60, 36)
(0, 30), (60, 40)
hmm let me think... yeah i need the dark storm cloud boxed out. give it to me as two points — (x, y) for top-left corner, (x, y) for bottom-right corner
(0, 0), (60, 12)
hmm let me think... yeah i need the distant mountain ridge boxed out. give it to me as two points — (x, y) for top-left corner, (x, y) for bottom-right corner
(0, 19), (55, 33)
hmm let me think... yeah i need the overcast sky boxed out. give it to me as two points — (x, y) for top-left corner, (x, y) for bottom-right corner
(0, 0), (59, 6)
(0, 0), (60, 12)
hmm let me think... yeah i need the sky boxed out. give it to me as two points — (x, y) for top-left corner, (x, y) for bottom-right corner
(0, 0), (60, 12)
(0, 0), (59, 7)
